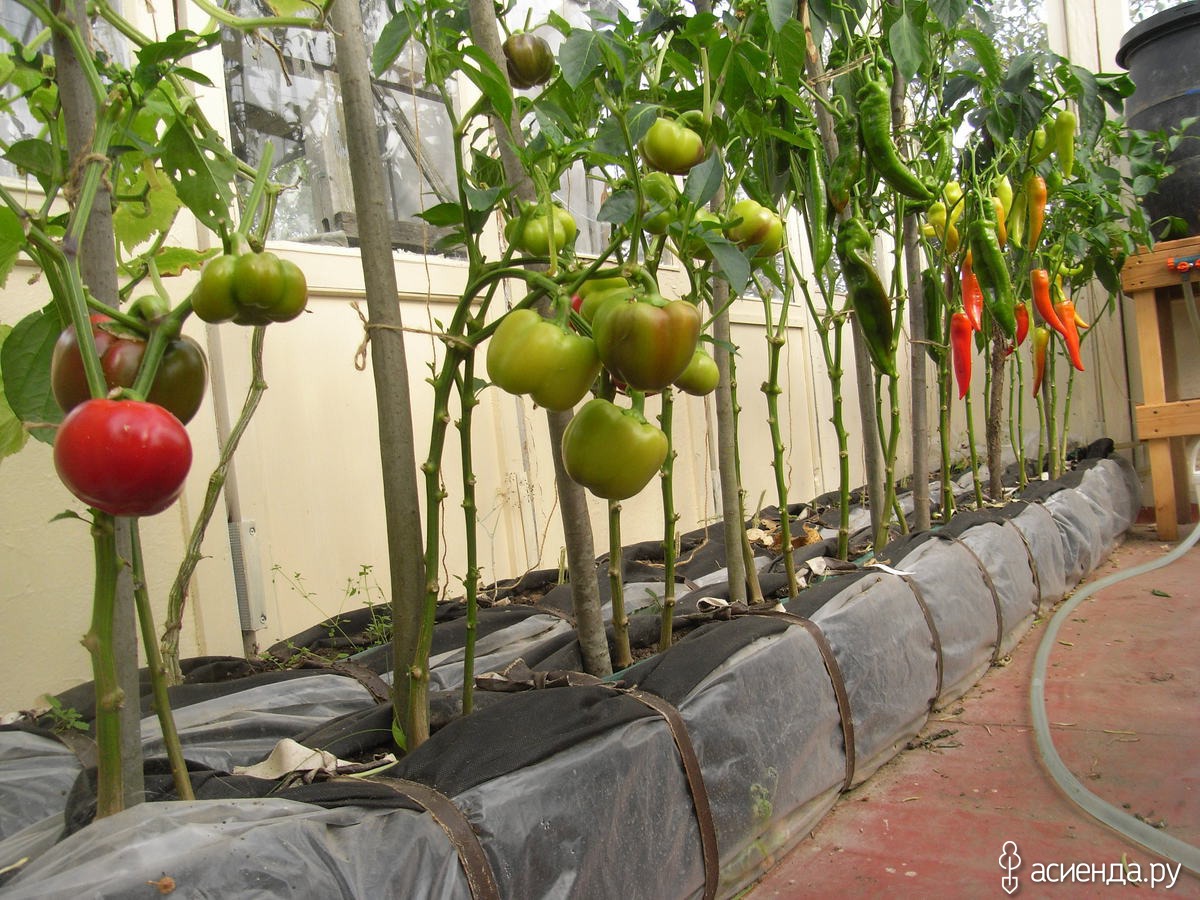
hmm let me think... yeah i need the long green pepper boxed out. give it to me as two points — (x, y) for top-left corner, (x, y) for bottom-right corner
(966, 213), (1017, 339)
(856, 78), (933, 203)
(836, 217), (897, 377)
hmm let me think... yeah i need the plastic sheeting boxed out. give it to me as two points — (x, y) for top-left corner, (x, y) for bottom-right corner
(0, 457), (1144, 898)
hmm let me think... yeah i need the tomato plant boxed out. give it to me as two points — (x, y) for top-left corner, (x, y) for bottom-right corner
(54, 399), (193, 517)
(51, 316), (208, 424)
(191, 251), (309, 325)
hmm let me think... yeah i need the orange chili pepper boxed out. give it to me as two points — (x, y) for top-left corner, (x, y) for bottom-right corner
(1025, 172), (1047, 251)
(1030, 268), (1067, 337)
(1054, 299), (1085, 371)
(1031, 326), (1051, 396)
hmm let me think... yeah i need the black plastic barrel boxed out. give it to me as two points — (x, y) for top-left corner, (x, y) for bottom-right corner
(1117, 1), (1200, 237)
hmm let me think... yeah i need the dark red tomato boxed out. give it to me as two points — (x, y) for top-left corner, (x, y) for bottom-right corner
(54, 399), (193, 517)
(51, 316), (208, 424)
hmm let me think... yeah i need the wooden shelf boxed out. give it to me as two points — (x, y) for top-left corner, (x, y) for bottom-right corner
(1122, 236), (1200, 540)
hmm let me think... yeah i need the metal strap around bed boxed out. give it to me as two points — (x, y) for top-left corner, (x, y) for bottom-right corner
(743, 609), (857, 793)
(385, 778), (501, 900)
(897, 574), (944, 708)
(945, 535), (1006, 664)
(1003, 517), (1044, 606)
(620, 687), (720, 900)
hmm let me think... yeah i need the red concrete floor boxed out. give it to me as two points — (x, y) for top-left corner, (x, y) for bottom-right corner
(747, 527), (1200, 898)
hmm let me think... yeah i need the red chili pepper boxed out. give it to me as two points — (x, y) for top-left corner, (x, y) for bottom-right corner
(1030, 269), (1067, 337)
(1005, 304), (1030, 357)
(1015, 303), (1029, 345)
(1054, 299), (1085, 371)
(1025, 172), (1047, 251)
(1031, 326), (1051, 396)
(961, 258), (984, 333)
(951, 311), (973, 399)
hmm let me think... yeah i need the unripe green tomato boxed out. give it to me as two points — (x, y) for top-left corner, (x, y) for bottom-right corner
(503, 32), (555, 89)
(191, 255), (239, 323)
(673, 348), (719, 396)
(506, 205), (577, 256)
(725, 199), (785, 257)
(640, 172), (678, 235)
(640, 117), (707, 175)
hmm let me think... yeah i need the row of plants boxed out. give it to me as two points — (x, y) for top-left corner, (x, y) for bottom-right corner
(0, 0), (1178, 822)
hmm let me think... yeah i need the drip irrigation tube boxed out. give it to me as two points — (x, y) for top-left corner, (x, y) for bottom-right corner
(1030, 439), (1200, 877)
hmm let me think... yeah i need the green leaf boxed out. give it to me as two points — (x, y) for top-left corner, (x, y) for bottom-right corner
(113, 163), (182, 252)
(683, 154), (722, 208)
(766, 0), (793, 33)
(0, 207), (24, 288)
(598, 189), (635, 225)
(1150, 588), (1171, 597)
(888, 11), (927, 82)
(929, 0), (970, 30)
(708, 239), (751, 295)
(373, 13), (412, 76)
(559, 28), (604, 89)
(464, 184), (502, 214)
(5, 138), (60, 193)
(160, 119), (236, 236)
(265, 0), (320, 15)
(0, 325), (29, 460)
(956, 27), (1001, 83)
(0, 303), (62, 445)
(774, 21), (808, 86)
(459, 46), (513, 127)
(417, 202), (465, 227)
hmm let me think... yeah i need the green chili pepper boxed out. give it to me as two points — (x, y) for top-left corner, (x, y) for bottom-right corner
(836, 217), (897, 377)
(856, 78), (933, 203)
(826, 117), (861, 214)
(966, 212), (1017, 340)
(796, 147), (832, 271)
(922, 267), (947, 365)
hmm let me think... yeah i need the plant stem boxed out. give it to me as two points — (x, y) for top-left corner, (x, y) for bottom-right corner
(128, 523), (193, 801)
(659, 390), (680, 649)
(457, 357), (480, 715)
(608, 500), (631, 669)
(85, 511), (124, 818)
(760, 284), (796, 594)
(964, 386), (984, 508)
(162, 327), (268, 682)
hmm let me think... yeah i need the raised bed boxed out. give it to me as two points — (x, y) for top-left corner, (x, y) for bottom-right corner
(0, 455), (1141, 898)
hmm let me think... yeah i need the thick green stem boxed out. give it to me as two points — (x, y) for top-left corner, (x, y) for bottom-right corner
(760, 292), (796, 594)
(162, 327), (268, 682)
(1060, 365), (1076, 471)
(964, 387), (985, 508)
(608, 501), (631, 669)
(85, 512), (124, 818)
(659, 390), (679, 649)
(1046, 347), (1060, 478)
(986, 332), (1007, 501)
(457, 358), (480, 715)
(128, 524), (193, 801)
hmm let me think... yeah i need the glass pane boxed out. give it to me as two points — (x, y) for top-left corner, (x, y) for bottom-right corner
(221, 1), (458, 253)
(1127, 0), (1179, 26)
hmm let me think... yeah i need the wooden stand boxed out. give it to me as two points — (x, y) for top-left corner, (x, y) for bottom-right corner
(1121, 236), (1200, 540)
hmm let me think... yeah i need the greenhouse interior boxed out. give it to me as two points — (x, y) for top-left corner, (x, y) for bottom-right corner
(0, 0), (1197, 895)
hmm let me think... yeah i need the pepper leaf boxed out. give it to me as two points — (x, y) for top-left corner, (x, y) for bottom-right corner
(160, 118), (237, 237)
(0, 303), (62, 445)
(559, 28), (604, 89)
(0, 325), (29, 460)
(373, 13), (412, 76)
(0, 207), (24, 288)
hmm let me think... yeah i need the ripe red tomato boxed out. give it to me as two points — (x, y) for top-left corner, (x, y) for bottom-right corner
(54, 399), (193, 517)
